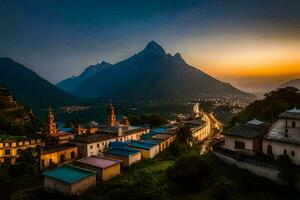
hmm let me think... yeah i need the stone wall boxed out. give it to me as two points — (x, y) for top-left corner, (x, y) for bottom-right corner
(213, 151), (280, 181)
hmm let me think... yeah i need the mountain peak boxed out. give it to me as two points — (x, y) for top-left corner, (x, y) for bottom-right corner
(144, 41), (166, 55)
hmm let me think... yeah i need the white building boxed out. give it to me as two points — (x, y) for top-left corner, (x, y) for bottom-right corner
(223, 119), (270, 155)
(184, 114), (211, 142)
(71, 126), (149, 158)
(263, 108), (300, 165)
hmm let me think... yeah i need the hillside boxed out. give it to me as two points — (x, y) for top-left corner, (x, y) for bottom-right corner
(70, 41), (253, 101)
(57, 61), (112, 93)
(0, 86), (41, 135)
(0, 57), (77, 111)
(228, 87), (300, 127)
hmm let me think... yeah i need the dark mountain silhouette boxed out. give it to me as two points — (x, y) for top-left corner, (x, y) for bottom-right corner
(57, 61), (112, 93)
(0, 57), (77, 111)
(71, 41), (253, 101)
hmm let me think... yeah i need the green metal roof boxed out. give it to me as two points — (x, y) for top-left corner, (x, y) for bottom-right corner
(43, 165), (95, 184)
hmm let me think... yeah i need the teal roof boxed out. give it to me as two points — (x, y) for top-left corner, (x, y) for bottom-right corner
(141, 131), (159, 139)
(43, 165), (94, 184)
(105, 147), (140, 157)
(129, 140), (158, 150)
(142, 127), (168, 139)
(152, 127), (167, 133)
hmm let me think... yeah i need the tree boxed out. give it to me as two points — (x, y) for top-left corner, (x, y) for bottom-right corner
(110, 169), (167, 200)
(228, 87), (300, 127)
(167, 156), (210, 193)
(128, 113), (167, 128)
(169, 141), (188, 157)
(16, 147), (40, 177)
(277, 154), (298, 188)
(176, 124), (193, 147)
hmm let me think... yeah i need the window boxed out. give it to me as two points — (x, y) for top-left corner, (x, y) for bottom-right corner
(17, 149), (22, 155)
(234, 141), (245, 150)
(97, 143), (100, 148)
(267, 145), (272, 155)
(291, 150), (295, 156)
(60, 155), (65, 162)
(90, 145), (93, 149)
(41, 159), (45, 167)
(283, 149), (287, 154)
(5, 149), (10, 155)
(49, 158), (53, 164)
(71, 151), (75, 159)
(292, 121), (296, 128)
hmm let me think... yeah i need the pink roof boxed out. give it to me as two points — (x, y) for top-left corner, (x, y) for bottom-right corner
(77, 156), (119, 169)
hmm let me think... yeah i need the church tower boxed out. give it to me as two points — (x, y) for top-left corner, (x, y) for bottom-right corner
(106, 100), (117, 128)
(42, 106), (58, 137)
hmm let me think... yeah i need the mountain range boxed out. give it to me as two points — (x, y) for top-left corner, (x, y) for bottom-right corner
(57, 61), (112, 93)
(280, 79), (300, 89)
(58, 41), (253, 101)
(0, 57), (76, 111)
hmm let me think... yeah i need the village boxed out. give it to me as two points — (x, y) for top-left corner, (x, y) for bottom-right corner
(0, 100), (215, 195)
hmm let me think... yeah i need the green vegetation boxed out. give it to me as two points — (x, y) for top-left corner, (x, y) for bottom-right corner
(176, 123), (194, 146)
(0, 110), (41, 136)
(228, 87), (300, 127)
(0, 148), (42, 200)
(167, 156), (210, 193)
(128, 113), (167, 128)
(277, 154), (298, 188)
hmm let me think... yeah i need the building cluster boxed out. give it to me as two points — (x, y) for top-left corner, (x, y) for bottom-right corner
(0, 100), (212, 196)
(42, 101), (180, 196)
(214, 108), (300, 180)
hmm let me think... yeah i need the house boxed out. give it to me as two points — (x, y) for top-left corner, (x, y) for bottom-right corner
(74, 155), (121, 181)
(184, 116), (211, 142)
(40, 144), (78, 168)
(0, 136), (42, 164)
(223, 119), (270, 155)
(128, 140), (159, 159)
(43, 165), (96, 195)
(103, 147), (141, 167)
(263, 108), (300, 165)
(141, 127), (176, 151)
(71, 101), (149, 158)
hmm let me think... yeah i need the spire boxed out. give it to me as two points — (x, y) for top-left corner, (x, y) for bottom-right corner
(42, 105), (58, 137)
(106, 100), (117, 128)
(48, 105), (52, 115)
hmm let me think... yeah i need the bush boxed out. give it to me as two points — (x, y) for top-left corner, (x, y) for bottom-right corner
(110, 169), (167, 200)
(277, 154), (298, 188)
(167, 156), (210, 193)
(168, 141), (188, 157)
(210, 176), (235, 200)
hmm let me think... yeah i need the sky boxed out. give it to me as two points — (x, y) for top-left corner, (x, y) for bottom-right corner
(0, 0), (300, 93)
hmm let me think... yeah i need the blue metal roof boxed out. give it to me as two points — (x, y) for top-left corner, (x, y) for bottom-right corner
(105, 147), (140, 157)
(129, 140), (158, 150)
(109, 141), (129, 148)
(140, 139), (160, 145)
